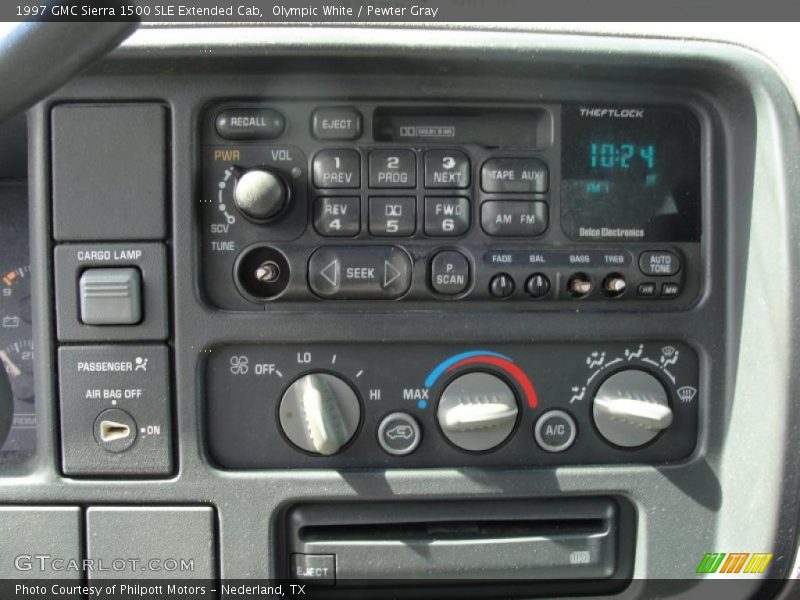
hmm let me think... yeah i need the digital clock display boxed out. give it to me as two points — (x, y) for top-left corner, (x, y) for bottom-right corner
(589, 143), (655, 170)
(561, 105), (701, 242)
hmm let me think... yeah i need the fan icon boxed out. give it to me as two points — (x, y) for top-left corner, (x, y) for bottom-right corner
(229, 355), (249, 375)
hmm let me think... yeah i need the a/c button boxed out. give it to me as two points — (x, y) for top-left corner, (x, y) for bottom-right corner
(534, 410), (577, 453)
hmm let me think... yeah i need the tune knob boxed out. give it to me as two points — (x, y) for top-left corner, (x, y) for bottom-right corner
(592, 369), (673, 448)
(278, 373), (361, 456)
(233, 168), (288, 222)
(437, 372), (519, 452)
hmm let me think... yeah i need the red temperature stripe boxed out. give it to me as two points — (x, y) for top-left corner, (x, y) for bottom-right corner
(446, 356), (538, 408)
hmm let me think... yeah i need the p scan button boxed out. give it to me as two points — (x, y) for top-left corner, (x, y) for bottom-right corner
(308, 246), (412, 299)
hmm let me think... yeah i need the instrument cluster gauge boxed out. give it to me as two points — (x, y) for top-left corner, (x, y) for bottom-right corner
(0, 183), (35, 462)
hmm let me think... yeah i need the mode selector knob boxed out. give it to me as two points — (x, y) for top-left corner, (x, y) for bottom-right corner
(437, 372), (519, 452)
(592, 369), (673, 448)
(278, 373), (361, 456)
(233, 168), (289, 222)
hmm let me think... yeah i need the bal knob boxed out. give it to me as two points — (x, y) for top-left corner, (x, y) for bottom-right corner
(233, 168), (288, 222)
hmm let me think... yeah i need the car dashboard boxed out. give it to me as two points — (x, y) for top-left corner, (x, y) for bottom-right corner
(0, 22), (798, 599)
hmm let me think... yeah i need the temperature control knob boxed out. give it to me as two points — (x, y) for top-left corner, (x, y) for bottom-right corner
(437, 372), (519, 452)
(592, 369), (673, 448)
(233, 168), (288, 222)
(278, 373), (361, 456)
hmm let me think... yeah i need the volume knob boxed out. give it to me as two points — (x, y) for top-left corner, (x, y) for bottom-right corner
(592, 369), (673, 448)
(233, 168), (288, 222)
(278, 373), (361, 456)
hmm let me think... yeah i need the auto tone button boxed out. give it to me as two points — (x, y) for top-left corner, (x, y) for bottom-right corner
(639, 250), (681, 276)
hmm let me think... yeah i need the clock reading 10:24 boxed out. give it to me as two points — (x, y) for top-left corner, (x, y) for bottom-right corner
(589, 143), (655, 170)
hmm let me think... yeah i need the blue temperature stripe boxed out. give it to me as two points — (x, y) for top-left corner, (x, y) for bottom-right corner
(424, 351), (512, 389)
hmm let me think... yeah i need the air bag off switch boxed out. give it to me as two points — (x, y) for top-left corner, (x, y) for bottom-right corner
(59, 345), (172, 476)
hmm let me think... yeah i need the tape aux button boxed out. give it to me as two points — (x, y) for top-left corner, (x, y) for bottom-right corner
(481, 157), (549, 193)
(308, 246), (412, 299)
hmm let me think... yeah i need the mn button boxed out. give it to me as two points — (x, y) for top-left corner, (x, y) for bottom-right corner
(308, 246), (412, 299)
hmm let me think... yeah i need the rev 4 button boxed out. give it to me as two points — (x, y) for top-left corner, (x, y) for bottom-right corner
(308, 246), (412, 299)
(313, 197), (360, 237)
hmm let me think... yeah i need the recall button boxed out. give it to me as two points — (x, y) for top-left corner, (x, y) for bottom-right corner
(312, 107), (362, 140)
(639, 251), (681, 277)
(215, 108), (285, 140)
(308, 246), (412, 299)
(481, 200), (548, 237)
(481, 157), (549, 193)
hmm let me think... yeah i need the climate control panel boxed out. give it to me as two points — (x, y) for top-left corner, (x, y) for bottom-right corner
(206, 342), (698, 468)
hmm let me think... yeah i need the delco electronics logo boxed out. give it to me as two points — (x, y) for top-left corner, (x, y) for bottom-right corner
(696, 552), (773, 575)
(579, 108), (645, 118)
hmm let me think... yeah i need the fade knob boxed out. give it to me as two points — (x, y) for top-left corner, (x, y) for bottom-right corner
(437, 372), (519, 452)
(233, 168), (288, 222)
(592, 369), (673, 448)
(278, 373), (361, 456)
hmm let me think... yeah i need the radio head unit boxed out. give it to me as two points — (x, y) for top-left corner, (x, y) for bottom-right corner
(199, 101), (702, 309)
